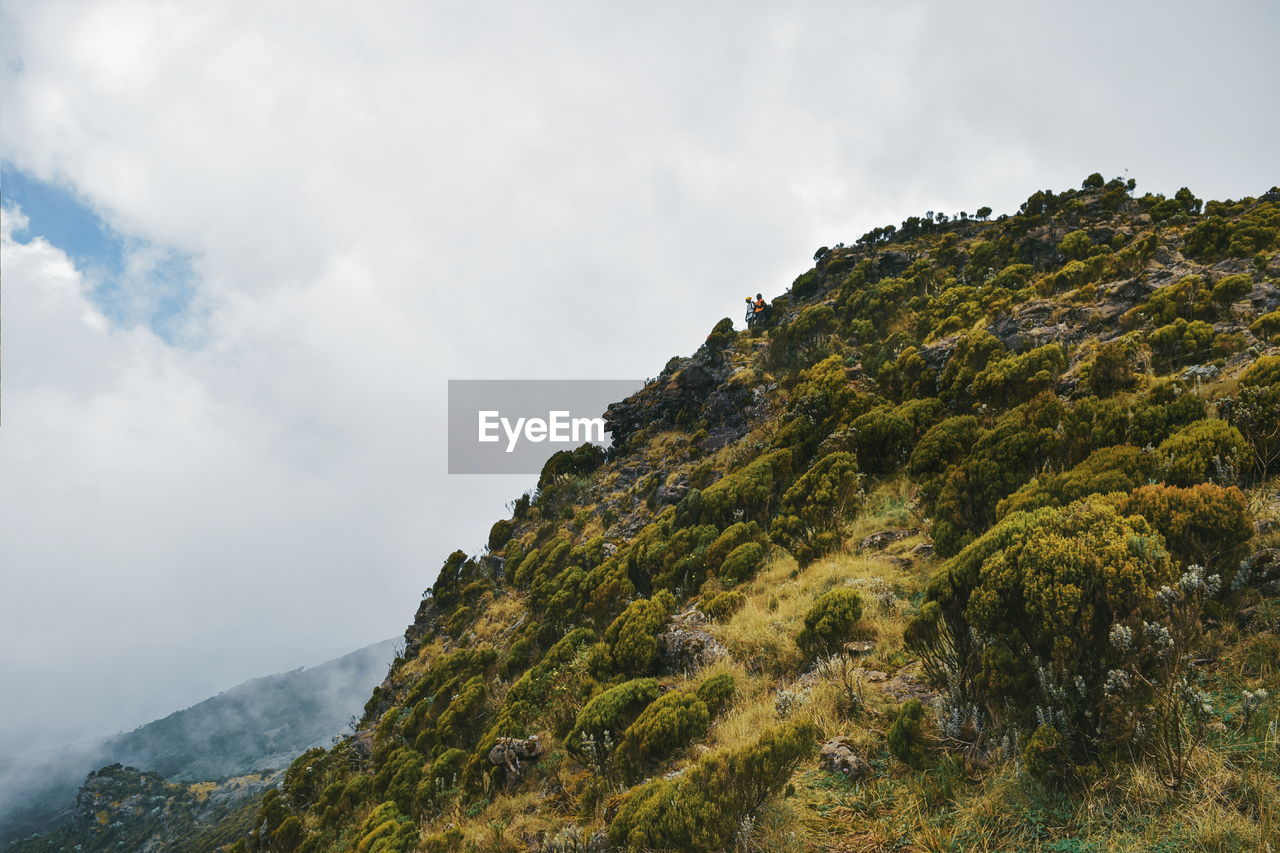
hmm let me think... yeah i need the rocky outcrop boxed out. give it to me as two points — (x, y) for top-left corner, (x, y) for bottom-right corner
(489, 736), (544, 786)
(657, 609), (728, 673)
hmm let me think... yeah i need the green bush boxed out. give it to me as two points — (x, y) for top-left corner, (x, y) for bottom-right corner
(971, 343), (1067, 407)
(607, 720), (817, 852)
(888, 699), (927, 769)
(772, 452), (862, 565)
(1157, 418), (1249, 485)
(1240, 355), (1280, 387)
(1122, 484), (1252, 581)
(1021, 725), (1067, 782)
(718, 541), (766, 585)
(355, 801), (420, 853)
(567, 678), (661, 767)
(594, 591), (677, 677)
(616, 689), (711, 782)
(1135, 275), (1213, 325)
(704, 521), (766, 570)
(1058, 229), (1093, 260)
(1084, 340), (1139, 396)
(1219, 380), (1280, 479)
(1211, 273), (1253, 305)
(796, 587), (863, 661)
(843, 405), (913, 475)
(906, 497), (1177, 757)
(701, 590), (745, 621)
(996, 444), (1159, 518)
(1250, 310), (1280, 344)
(685, 449), (794, 527)
(1147, 318), (1216, 371)
(696, 672), (736, 716)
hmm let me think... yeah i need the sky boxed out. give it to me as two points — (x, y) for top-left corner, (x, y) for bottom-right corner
(1, 0), (1277, 760)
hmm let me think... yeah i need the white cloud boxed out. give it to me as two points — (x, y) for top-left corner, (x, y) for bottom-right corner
(0, 0), (1277, 757)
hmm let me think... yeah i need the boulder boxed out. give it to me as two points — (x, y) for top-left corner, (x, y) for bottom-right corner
(489, 735), (544, 784)
(657, 609), (728, 672)
(818, 737), (869, 780)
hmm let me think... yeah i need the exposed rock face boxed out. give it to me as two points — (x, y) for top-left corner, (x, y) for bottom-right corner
(818, 737), (869, 780)
(604, 342), (756, 452)
(657, 609), (728, 672)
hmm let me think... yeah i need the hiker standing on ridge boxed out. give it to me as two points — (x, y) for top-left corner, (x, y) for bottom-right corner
(745, 293), (768, 328)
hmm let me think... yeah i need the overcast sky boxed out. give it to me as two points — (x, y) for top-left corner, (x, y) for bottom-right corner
(1, 0), (1277, 760)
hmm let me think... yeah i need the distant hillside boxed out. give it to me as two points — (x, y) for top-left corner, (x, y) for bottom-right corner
(0, 638), (396, 846)
(5, 764), (273, 853)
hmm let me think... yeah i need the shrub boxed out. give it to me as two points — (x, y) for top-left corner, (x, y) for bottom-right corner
(355, 801), (419, 853)
(1084, 340), (1139, 396)
(772, 452), (862, 566)
(701, 590), (745, 621)
(1147, 319), (1216, 371)
(1240, 355), (1280, 387)
(1058, 229), (1093, 260)
(718, 541), (766, 585)
(566, 678), (661, 768)
(1219, 381), (1280, 479)
(1122, 484), (1252, 581)
(1250, 310), (1280, 344)
(909, 415), (980, 497)
(596, 591), (677, 677)
(796, 587), (863, 661)
(888, 699), (927, 769)
(996, 445), (1159, 518)
(906, 497), (1177, 758)
(688, 449), (794, 527)
(607, 721), (817, 852)
(704, 521), (766, 570)
(282, 747), (327, 807)
(696, 672), (736, 716)
(938, 329), (1007, 410)
(1211, 273), (1253, 305)
(1157, 418), (1249, 485)
(1137, 275), (1213, 325)
(843, 405), (913, 475)
(971, 343), (1067, 407)
(616, 689), (711, 782)
(1021, 725), (1067, 782)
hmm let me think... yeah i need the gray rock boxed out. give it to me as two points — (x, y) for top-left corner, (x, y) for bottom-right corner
(818, 737), (869, 780)
(859, 528), (918, 551)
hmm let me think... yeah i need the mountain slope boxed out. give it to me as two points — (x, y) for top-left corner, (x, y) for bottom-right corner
(235, 177), (1280, 851)
(0, 638), (397, 846)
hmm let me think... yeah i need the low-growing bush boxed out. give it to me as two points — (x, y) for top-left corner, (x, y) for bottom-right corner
(772, 452), (862, 565)
(796, 587), (863, 662)
(607, 720), (817, 852)
(888, 699), (927, 769)
(616, 689), (711, 782)
(701, 590), (745, 621)
(695, 672), (736, 716)
(566, 678), (661, 769)
(1157, 418), (1249, 485)
(906, 497), (1179, 760)
(594, 591), (677, 677)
